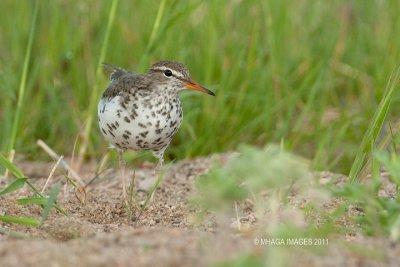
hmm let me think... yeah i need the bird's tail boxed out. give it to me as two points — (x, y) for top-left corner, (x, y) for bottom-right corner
(102, 63), (130, 81)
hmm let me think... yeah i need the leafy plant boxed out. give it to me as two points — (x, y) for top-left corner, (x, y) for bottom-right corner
(0, 153), (65, 229)
(0, 178), (27, 196)
(0, 215), (40, 227)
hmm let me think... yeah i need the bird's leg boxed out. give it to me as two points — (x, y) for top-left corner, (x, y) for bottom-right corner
(153, 148), (166, 175)
(117, 150), (128, 205)
(155, 156), (164, 174)
(145, 149), (166, 204)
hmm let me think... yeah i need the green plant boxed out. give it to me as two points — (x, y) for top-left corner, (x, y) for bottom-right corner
(336, 150), (400, 239)
(349, 68), (400, 182)
(0, 153), (65, 230)
(6, 0), (38, 155)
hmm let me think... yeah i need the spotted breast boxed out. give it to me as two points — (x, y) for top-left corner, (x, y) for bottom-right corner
(98, 68), (183, 160)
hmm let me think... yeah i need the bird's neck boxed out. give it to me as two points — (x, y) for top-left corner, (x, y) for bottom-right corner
(153, 84), (180, 98)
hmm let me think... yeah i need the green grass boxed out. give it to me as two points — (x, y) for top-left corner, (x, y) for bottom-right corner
(349, 67), (400, 182)
(0, 153), (66, 227)
(1, 0), (400, 175)
(6, 0), (38, 154)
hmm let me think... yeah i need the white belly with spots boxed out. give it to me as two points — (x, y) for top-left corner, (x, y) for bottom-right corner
(98, 95), (182, 152)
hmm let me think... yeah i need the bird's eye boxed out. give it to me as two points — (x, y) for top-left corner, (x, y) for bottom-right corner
(163, 69), (173, 77)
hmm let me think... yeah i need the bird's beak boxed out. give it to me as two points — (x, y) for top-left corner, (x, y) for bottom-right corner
(184, 80), (215, 96)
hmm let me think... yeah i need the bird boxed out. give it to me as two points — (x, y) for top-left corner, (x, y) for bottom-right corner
(98, 60), (215, 201)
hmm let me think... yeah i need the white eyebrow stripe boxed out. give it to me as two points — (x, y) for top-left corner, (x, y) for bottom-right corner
(153, 66), (184, 78)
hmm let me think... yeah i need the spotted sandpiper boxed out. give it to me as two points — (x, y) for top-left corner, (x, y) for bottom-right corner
(98, 61), (214, 199)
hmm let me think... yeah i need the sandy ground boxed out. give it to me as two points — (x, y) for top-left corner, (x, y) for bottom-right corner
(1, 155), (399, 266)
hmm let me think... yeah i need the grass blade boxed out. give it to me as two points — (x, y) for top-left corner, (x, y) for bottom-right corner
(349, 67), (400, 182)
(41, 183), (61, 222)
(17, 196), (47, 206)
(25, 180), (67, 216)
(137, 0), (168, 69)
(0, 215), (40, 227)
(78, 0), (119, 165)
(144, 0), (167, 54)
(7, 0), (39, 153)
(0, 153), (25, 178)
(141, 170), (167, 209)
(0, 178), (27, 196)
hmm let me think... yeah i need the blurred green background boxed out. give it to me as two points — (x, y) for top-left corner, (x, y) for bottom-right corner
(1, 0), (399, 173)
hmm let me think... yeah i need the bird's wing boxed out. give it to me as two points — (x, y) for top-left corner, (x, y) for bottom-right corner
(101, 70), (151, 100)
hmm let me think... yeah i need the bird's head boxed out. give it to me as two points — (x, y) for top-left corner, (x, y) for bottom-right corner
(148, 61), (215, 96)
